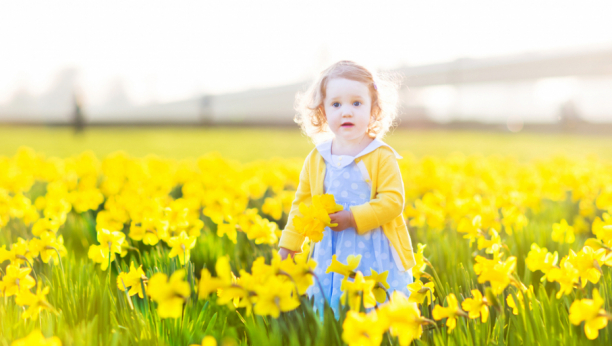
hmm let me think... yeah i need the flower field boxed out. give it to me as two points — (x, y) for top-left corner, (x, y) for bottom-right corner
(1, 128), (612, 345)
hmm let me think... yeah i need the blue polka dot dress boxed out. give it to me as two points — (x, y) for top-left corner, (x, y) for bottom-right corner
(306, 140), (413, 318)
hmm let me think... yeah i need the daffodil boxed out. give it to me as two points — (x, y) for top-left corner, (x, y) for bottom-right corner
(293, 194), (342, 243)
(547, 257), (580, 298)
(341, 310), (386, 346)
(364, 269), (390, 303)
(326, 254), (361, 278)
(10, 330), (62, 346)
(189, 336), (217, 346)
(32, 217), (61, 237)
(525, 243), (558, 277)
(457, 215), (483, 246)
(461, 289), (489, 322)
(243, 216), (278, 245)
(473, 254), (517, 295)
(407, 280), (435, 306)
(411, 243), (429, 281)
(477, 228), (502, 254)
(278, 251), (317, 295)
(0, 264), (36, 297)
(216, 222), (238, 243)
(569, 289), (611, 340)
(293, 204), (327, 243)
(568, 246), (607, 287)
(116, 262), (147, 298)
(313, 194), (344, 214)
(506, 285), (534, 316)
(88, 244), (114, 271)
(432, 293), (466, 332)
(167, 231), (197, 265)
(31, 233), (67, 264)
(198, 256), (232, 300)
(96, 228), (125, 255)
(15, 285), (57, 319)
(340, 271), (377, 311)
(262, 196), (283, 220)
(148, 269), (191, 319)
(4, 238), (38, 266)
(128, 218), (169, 246)
(592, 213), (612, 247)
(380, 291), (428, 346)
(253, 275), (300, 318)
(551, 219), (575, 244)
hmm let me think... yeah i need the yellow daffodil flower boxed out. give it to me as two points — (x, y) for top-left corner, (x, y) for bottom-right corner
(313, 194), (343, 214)
(341, 310), (386, 346)
(547, 257), (580, 298)
(379, 291), (428, 346)
(461, 289), (489, 322)
(432, 293), (466, 332)
(148, 269), (191, 319)
(189, 336), (217, 346)
(253, 276), (300, 318)
(457, 215), (483, 246)
(31, 233), (67, 264)
(96, 228), (125, 255)
(167, 231), (197, 265)
(551, 219), (575, 244)
(525, 243), (558, 277)
(0, 264), (36, 297)
(326, 254), (361, 278)
(411, 243), (429, 281)
(407, 280), (435, 306)
(10, 330), (62, 346)
(198, 256), (232, 300)
(262, 196), (283, 220)
(15, 285), (57, 320)
(473, 254), (517, 295)
(569, 289), (611, 340)
(216, 222), (238, 244)
(340, 271), (377, 311)
(592, 213), (612, 247)
(116, 261), (148, 298)
(364, 269), (390, 303)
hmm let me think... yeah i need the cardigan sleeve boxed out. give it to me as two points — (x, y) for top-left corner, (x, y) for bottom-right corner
(349, 147), (404, 235)
(277, 152), (312, 251)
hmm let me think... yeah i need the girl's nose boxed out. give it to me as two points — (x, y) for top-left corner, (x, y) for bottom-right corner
(342, 108), (353, 116)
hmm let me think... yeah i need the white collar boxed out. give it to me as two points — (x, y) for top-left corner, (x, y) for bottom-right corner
(315, 138), (403, 167)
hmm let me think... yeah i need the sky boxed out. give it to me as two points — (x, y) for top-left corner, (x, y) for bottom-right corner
(1, 0), (611, 107)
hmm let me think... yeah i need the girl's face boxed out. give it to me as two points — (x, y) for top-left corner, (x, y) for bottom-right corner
(321, 78), (373, 143)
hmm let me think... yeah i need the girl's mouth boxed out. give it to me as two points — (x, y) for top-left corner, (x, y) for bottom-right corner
(341, 122), (354, 128)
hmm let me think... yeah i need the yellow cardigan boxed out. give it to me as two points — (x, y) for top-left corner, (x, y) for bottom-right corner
(278, 139), (416, 271)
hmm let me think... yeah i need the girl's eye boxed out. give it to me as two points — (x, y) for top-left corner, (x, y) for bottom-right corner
(333, 102), (340, 107)
(353, 101), (361, 106)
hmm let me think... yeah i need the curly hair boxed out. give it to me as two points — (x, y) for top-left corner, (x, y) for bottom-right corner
(294, 60), (402, 145)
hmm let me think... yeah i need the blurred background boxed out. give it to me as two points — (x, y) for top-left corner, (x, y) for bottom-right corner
(1, 0), (612, 160)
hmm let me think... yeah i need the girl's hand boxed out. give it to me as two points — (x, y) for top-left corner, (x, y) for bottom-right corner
(278, 247), (296, 260)
(329, 210), (357, 232)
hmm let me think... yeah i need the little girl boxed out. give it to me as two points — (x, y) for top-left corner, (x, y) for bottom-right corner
(278, 60), (416, 317)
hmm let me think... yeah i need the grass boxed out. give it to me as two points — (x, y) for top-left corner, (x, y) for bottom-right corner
(1, 125), (612, 162)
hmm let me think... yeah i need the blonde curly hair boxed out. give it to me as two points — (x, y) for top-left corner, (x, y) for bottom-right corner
(294, 60), (401, 145)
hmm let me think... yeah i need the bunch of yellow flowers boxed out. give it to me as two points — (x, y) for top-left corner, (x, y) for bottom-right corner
(293, 194), (343, 243)
(197, 253), (317, 318)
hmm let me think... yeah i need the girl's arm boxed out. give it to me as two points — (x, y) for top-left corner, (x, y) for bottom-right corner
(278, 152), (313, 252)
(349, 147), (404, 235)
